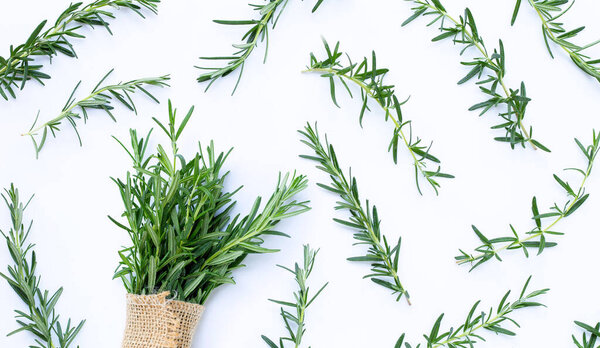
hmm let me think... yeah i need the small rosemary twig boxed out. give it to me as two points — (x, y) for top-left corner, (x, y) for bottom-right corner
(573, 320), (600, 348)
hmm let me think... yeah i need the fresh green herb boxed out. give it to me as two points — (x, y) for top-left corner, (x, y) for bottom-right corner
(573, 321), (600, 348)
(395, 276), (548, 348)
(402, 0), (549, 152)
(23, 69), (169, 158)
(304, 38), (453, 195)
(511, 0), (600, 82)
(0, 184), (85, 348)
(112, 100), (310, 305)
(0, 0), (161, 100)
(196, 0), (324, 94)
(261, 244), (328, 348)
(456, 131), (599, 270)
(299, 122), (410, 303)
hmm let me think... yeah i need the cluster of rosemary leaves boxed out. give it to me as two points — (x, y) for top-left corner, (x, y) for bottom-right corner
(511, 0), (600, 82)
(24, 69), (169, 157)
(457, 130), (599, 270)
(111, 101), (310, 304)
(573, 321), (600, 348)
(395, 276), (548, 348)
(304, 39), (453, 195)
(262, 244), (328, 348)
(0, 0), (161, 100)
(0, 184), (85, 348)
(196, 0), (324, 94)
(299, 123), (410, 303)
(402, 0), (549, 152)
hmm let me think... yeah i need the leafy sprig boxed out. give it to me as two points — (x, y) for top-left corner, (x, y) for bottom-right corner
(0, 0), (161, 100)
(395, 276), (548, 348)
(573, 321), (600, 348)
(261, 244), (328, 348)
(23, 69), (169, 157)
(456, 131), (599, 270)
(511, 0), (600, 82)
(402, 0), (549, 152)
(0, 184), (85, 348)
(299, 122), (410, 303)
(304, 39), (453, 195)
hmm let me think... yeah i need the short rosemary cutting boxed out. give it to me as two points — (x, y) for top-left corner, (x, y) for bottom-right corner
(299, 123), (410, 304)
(402, 0), (549, 152)
(261, 244), (328, 348)
(573, 321), (600, 348)
(457, 130), (599, 270)
(395, 276), (548, 348)
(0, 184), (85, 348)
(112, 100), (310, 305)
(24, 69), (169, 157)
(0, 0), (161, 100)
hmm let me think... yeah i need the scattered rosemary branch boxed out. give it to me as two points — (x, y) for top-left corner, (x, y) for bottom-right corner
(112, 100), (310, 305)
(23, 69), (169, 158)
(402, 0), (550, 152)
(0, 0), (161, 100)
(511, 0), (600, 82)
(261, 244), (328, 348)
(0, 184), (85, 348)
(573, 321), (600, 348)
(196, 0), (324, 94)
(456, 130), (599, 270)
(299, 122), (410, 304)
(304, 39), (453, 195)
(395, 276), (548, 348)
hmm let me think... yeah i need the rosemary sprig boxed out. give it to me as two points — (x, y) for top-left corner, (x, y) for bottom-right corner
(299, 122), (410, 304)
(0, 0), (161, 100)
(304, 39), (453, 195)
(402, 0), (550, 152)
(511, 0), (600, 82)
(112, 100), (310, 305)
(261, 244), (328, 348)
(573, 321), (600, 348)
(23, 69), (169, 158)
(196, 0), (323, 94)
(0, 184), (85, 348)
(396, 276), (548, 348)
(456, 130), (599, 270)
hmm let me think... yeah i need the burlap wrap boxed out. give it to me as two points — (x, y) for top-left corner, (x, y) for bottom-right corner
(122, 292), (205, 348)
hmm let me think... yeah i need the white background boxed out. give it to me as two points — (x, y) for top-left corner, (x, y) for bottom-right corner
(1, 1), (600, 347)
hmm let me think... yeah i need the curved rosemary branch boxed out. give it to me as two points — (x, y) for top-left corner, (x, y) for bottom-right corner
(456, 130), (599, 270)
(304, 39), (453, 195)
(402, 0), (549, 152)
(573, 321), (600, 347)
(511, 0), (600, 82)
(261, 244), (328, 348)
(299, 122), (410, 304)
(396, 276), (548, 348)
(23, 69), (169, 158)
(0, 0), (160, 100)
(0, 184), (85, 348)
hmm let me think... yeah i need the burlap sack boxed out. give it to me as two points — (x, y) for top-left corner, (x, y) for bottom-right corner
(122, 292), (205, 348)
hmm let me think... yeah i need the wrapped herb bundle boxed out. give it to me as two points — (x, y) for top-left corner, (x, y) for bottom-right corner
(111, 101), (310, 347)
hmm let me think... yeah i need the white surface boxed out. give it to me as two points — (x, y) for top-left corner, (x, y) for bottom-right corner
(1, 1), (600, 347)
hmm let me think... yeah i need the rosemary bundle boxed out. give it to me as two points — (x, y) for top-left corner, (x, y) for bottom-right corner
(573, 321), (600, 347)
(299, 123), (409, 303)
(305, 39), (453, 195)
(457, 131), (599, 270)
(0, 184), (85, 348)
(0, 0), (161, 100)
(261, 244), (328, 348)
(511, 0), (600, 82)
(402, 0), (549, 152)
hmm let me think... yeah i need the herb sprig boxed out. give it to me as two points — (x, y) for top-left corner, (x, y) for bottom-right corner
(24, 69), (169, 157)
(304, 39), (453, 195)
(396, 276), (548, 348)
(0, 0), (161, 100)
(0, 184), (85, 348)
(457, 131), (599, 270)
(299, 122), (410, 303)
(261, 244), (328, 348)
(573, 321), (600, 348)
(402, 0), (549, 152)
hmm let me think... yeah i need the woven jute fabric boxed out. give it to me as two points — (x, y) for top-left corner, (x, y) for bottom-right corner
(122, 292), (205, 348)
